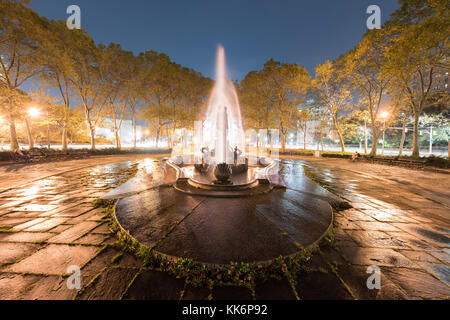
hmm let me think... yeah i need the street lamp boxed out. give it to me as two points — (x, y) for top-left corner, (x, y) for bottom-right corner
(28, 107), (40, 118)
(380, 112), (389, 155)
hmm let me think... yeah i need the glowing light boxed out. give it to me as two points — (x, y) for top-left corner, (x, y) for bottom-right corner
(380, 111), (389, 119)
(198, 45), (245, 164)
(145, 130), (150, 135)
(28, 107), (40, 118)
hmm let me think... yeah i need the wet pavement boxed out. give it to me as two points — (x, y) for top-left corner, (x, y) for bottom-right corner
(0, 155), (448, 300)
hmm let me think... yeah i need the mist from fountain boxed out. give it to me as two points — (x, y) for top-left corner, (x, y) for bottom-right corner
(200, 45), (246, 165)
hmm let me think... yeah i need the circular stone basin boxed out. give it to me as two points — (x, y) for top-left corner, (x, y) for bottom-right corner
(114, 160), (334, 266)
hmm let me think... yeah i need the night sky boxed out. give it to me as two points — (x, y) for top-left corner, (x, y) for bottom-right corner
(30, 0), (400, 80)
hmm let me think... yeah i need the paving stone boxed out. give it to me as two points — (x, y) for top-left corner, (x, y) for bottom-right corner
(385, 231), (439, 251)
(18, 275), (93, 300)
(364, 210), (412, 223)
(39, 203), (79, 217)
(81, 247), (122, 276)
(182, 285), (211, 300)
(14, 204), (57, 212)
(255, 278), (297, 300)
(4, 244), (99, 275)
(48, 221), (99, 243)
(47, 205), (94, 218)
(0, 232), (53, 243)
(67, 209), (106, 224)
(5, 211), (43, 218)
(212, 286), (253, 300)
(0, 273), (42, 299)
(90, 223), (111, 234)
(12, 218), (47, 231)
(295, 271), (353, 300)
(74, 233), (107, 245)
(418, 262), (450, 285)
(25, 218), (68, 232)
(382, 267), (450, 299)
(397, 250), (441, 263)
(336, 264), (409, 300)
(0, 242), (40, 264)
(113, 252), (143, 268)
(123, 270), (185, 300)
(48, 224), (72, 233)
(347, 230), (409, 249)
(357, 221), (401, 232)
(429, 249), (450, 264)
(390, 224), (450, 248)
(78, 267), (138, 300)
(0, 218), (32, 227)
(339, 247), (417, 268)
(344, 209), (377, 222)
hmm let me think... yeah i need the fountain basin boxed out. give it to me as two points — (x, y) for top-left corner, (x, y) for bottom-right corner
(168, 158), (280, 197)
(112, 159), (335, 266)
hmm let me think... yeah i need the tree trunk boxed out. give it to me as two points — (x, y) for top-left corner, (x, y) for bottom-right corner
(412, 113), (420, 158)
(398, 118), (406, 157)
(89, 126), (96, 150)
(84, 109), (96, 150)
(369, 123), (378, 156)
(133, 110), (137, 149)
(364, 120), (367, 154)
(9, 117), (19, 152)
(61, 127), (68, 150)
(115, 130), (121, 149)
(336, 130), (345, 153)
(24, 117), (34, 150)
(156, 126), (160, 148)
(280, 132), (286, 153)
(332, 117), (345, 153)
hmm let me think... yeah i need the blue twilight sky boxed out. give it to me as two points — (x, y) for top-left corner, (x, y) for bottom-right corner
(29, 0), (400, 80)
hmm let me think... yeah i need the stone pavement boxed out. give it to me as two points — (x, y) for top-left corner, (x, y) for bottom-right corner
(0, 156), (448, 300)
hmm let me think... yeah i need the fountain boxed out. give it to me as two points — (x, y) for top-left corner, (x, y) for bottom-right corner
(110, 46), (334, 266)
(169, 45), (276, 196)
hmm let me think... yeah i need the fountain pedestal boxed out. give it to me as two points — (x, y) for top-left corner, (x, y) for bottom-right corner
(213, 163), (233, 185)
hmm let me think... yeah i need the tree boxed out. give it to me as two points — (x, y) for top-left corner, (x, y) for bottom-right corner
(240, 59), (310, 152)
(70, 31), (108, 150)
(310, 106), (331, 152)
(344, 29), (397, 156)
(312, 60), (353, 153)
(384, 0), (449, 157)
(0, 0), (46, 150)
(296, 108), (312, 150)
(39, 20), (79, 150)
(240, 70), (277, 154)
